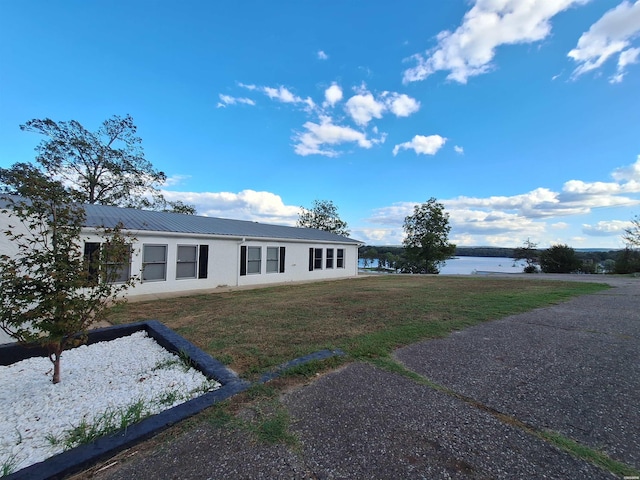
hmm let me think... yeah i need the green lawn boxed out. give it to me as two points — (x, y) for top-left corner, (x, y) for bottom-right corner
(108, 275), (608, 379)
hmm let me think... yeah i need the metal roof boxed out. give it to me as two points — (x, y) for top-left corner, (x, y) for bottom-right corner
(0, 195), (360, 244)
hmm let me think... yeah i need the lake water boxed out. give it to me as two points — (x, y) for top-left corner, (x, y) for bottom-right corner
(440, 256), (525, 275)
(359, 256), (525, 275)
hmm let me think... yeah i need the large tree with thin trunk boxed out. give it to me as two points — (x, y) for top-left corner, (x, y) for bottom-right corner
(20, 115), (195, 213)
(402, 198), (456, 274)
(0, 163), (135, 383)
(297, 199), (349, 236)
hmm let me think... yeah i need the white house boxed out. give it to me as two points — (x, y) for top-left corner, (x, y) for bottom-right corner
(0, 200), (362, 299)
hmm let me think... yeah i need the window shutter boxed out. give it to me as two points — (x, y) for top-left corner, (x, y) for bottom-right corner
(198, 245), (209, 279)
(240, 245), (247, 276)
(279, 247), (286, 273)
(309, 248), (314, 271)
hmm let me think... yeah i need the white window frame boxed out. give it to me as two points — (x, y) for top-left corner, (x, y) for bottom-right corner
(266, 247), (279, 273)
(326, 248), (334, 269)
(142, 244), (168, 282)
(247, 246), (262, 275)
(176, 244), (198, 279)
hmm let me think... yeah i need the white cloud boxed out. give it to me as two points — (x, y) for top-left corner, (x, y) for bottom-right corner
(345, 89), (420, 125)
(345, 93), (386, 126)
(160, 189), (300, 225)
(612, 155), (640, 181)
(454, 145), (464, 154)
(351, 228), (404, 245)
(611, 47), (640, 82)
(317, 50), (329, 60)
(382, 92), (420, 117)
(216, 94), (256, 108)
(293, 115), (383, 157)
(392, 135), (447, 156)
(264, 86), (299, 103)
(404, 0), (588, 84)
(323, 83), (343, 107)
(583, 220), (633, 236)
(238, 82), (257, 91)
(162, 174), (191, 187)
(568, 0), (640, 82)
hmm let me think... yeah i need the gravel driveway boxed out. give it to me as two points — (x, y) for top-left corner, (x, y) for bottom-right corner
(82, 275), (639, 479)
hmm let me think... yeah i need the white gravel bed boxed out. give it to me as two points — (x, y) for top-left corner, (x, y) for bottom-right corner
(0, 331), (221, 474)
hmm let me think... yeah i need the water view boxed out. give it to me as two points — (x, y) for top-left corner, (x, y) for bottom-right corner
(359, 256), (526, 275)
(439, 256), (525, 275)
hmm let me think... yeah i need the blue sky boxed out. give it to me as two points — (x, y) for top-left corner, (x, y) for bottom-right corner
(1, 1), (639, 248)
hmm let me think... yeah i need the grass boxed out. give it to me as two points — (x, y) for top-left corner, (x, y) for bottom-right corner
(57, 400), (150, 450)
(0, 455), (18, 477)
(540, 431), (640, 478)
(107, 276), (608, 379)
(85, 276), (636, 476)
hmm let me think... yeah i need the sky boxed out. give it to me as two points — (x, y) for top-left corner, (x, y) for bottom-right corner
(1, 0), (639, 249)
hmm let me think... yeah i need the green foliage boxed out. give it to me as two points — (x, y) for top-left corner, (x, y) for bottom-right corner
(0, 164), (135, 383)
(296, 199), (349, 236)
(614, 247), (640, 274)
(513, 238), (539, 273)
(539, 244), (582, 273)
(402, 198), (455, 274)
(623, 214), (640, 248)
(20, 115), (195, 214)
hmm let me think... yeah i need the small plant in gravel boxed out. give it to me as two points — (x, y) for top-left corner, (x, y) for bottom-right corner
(1, 454), (18, 477)
(156, 390), (182, 407)
(58, 399), (150, 450)
(151, 358), (183, 372)
(151, 350), (195, 374)
(44, 433), (60, 447)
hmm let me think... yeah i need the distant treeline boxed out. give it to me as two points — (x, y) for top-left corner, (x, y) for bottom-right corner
(359, 246), (623, 262)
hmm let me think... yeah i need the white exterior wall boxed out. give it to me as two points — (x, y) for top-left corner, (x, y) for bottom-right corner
(0, 210), (359, 299)
(79, 231), (360, 296)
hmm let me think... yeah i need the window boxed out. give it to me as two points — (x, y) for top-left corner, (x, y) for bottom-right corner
(104, 242), (131, 283)
(309, 248), (324, 271)
(314, 248), (323, 269)
(83, 241), (131, 284)
(83, 242), (101, 284)
(326, 248), (334, 269)
(176, 245), (197, 279)
(143, 245), (167, 281)
(247, 246), (261, 274)
(337, 248), (345, 268)
(266, 247), (279, 273)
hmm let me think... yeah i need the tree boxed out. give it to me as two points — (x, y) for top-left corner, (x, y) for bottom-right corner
(539, 244), (582, 273)
(513, 238), (539, 273)
(297, 200), (349, 236)
(0, 164), (135, 383)
(614, 247), (640, 274)
(20, 115), (195, 214)
(623, 215), (640, 248)
(402, 198), (456, 274)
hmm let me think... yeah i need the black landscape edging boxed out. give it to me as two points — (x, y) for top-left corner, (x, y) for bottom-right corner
(258, 348), (346, 383)
(2, 321), (250, 480)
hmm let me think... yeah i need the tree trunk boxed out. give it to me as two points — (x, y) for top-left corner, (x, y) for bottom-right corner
(49, 344), (62, 384)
